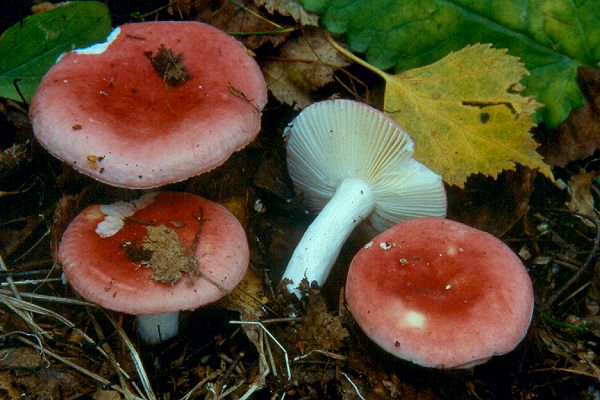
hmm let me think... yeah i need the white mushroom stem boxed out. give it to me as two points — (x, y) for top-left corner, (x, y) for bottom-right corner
(136, 312), (180, 344)
(283, 178), (375, 297)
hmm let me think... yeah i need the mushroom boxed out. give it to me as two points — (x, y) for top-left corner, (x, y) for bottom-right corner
(30, 21), (267, 189)
(282, 99), (446, 295)
(59, 192), (248, 344)
(345, 218), (534, 368)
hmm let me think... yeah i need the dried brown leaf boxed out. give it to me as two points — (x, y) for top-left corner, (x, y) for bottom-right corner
(582, 316), (600, 337)
(263, 29), (351, 109)
(0, 371), (21, 400)
(220, 268), (269, 346)
(221, 268), (268, 320)
(31, 2), (69, 14)
(539, 67), (600, 167)
(253, 0), (318, 26)
(51, 188), (93, 257)
(167, 0), (193, 16)
(253, 149), (291, 199)
(295, 290), (348, 352)
(566, 170), (598, 223)
(220, 194), (248, 227)
(447, 166), (535, 236)
(0, 347), (46, 369)
(193, 0), (288, 50)
(0, 215), (41, 257)
(142, 224), (200, 284)
(92, 389), (122, 400)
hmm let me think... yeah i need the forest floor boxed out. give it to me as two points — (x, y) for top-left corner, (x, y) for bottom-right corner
(1, 1), (599, 399)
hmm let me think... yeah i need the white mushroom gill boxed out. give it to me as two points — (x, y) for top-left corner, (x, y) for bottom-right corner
(282, 100), (446, 297)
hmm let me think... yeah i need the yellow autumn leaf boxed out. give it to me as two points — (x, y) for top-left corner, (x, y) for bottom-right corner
(221, 268), (269, 321)
(220, 268), (269, 349)
(328, 38), (553, 188)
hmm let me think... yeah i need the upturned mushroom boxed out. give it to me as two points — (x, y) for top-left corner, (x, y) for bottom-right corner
(30, 21), (267, 189)
(345, 218), (534, 368)
(282, 99), (446, 296)
(59, 192), (248, 344)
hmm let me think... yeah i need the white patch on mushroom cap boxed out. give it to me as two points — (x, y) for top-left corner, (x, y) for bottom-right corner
(95, 192), (158, 237)
(403, 310), (426, 328)
(379, 242), (392, 250)
(133, 192), (159, 209)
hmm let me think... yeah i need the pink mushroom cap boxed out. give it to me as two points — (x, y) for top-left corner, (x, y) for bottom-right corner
(346, 218), (534, 368)
(59, 192), (248, 315)
(30, 21), (267, 189)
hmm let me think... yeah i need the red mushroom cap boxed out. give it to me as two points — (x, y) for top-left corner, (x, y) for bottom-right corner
(59, 192), (248, 315)
(346, 218), (534, 368)
(30, 22), (267, 188)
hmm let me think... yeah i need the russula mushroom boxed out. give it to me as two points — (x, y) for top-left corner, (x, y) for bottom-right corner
(282, 99), (446, 296)
(345, 218), (534, 368)
(30, 21), (267, 189)
(59, 192), (248, 344)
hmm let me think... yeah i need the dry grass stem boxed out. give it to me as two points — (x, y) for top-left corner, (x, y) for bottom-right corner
(180, 370), (222, 400)
(107, 313), (157, 400)
(1, 290), (144, 393)
(88, 311), (140, 397)
(230, 320), (291, 380)
(0, 254), (22, 300)
(16, 335), (126, 393)
(544, 210), (599, 307)
(341, 371), (366, 400)
(294, 349), (347, 362)
(238, 368), (269, 400)
(264, 331), (278, 377)
(1, 295), (50, 341)
(0, 277), (62, 286)
(0, 288), (96, 306)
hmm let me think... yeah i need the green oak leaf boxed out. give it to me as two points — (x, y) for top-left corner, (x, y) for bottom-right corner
(301, 0), (600, 128)
(0, 1), (112, 102)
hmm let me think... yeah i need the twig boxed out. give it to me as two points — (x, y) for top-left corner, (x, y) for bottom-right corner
(294, 349), (347, 362)
(557, 281), (592, 307)
(230, 320), (291, 380)
(257, 327), (269, 376)
(1, 293), (86, 330)
(0, 254), (22, 300)
(341, 371), (366, 400)
(0, 288), (96, 306)
(1, 296), (50, 340)
(218, 351), (245, 395)
(0, 268), (55, 279)
(13, 217), (50, 263)
(180, 370), (222, 400)
(543, 210), (600, 308)
(226, 0), (284, 29)
(264, 332), (278, 377)
(189, 208), (228, 293)
(238, 369), (269, 400)
(88, 311), (141, 399)
(259, 317), (302, 324)
(526, 367), (598, 379)
(16, 335), (139, 397)
(188, 207), (206, 256)
(0, 291), (142, 387)
(217, 378), (245, 399)
(106, 313), (157, 400)
(7, 257), (54, 270)
(0, 278), (62, 287)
